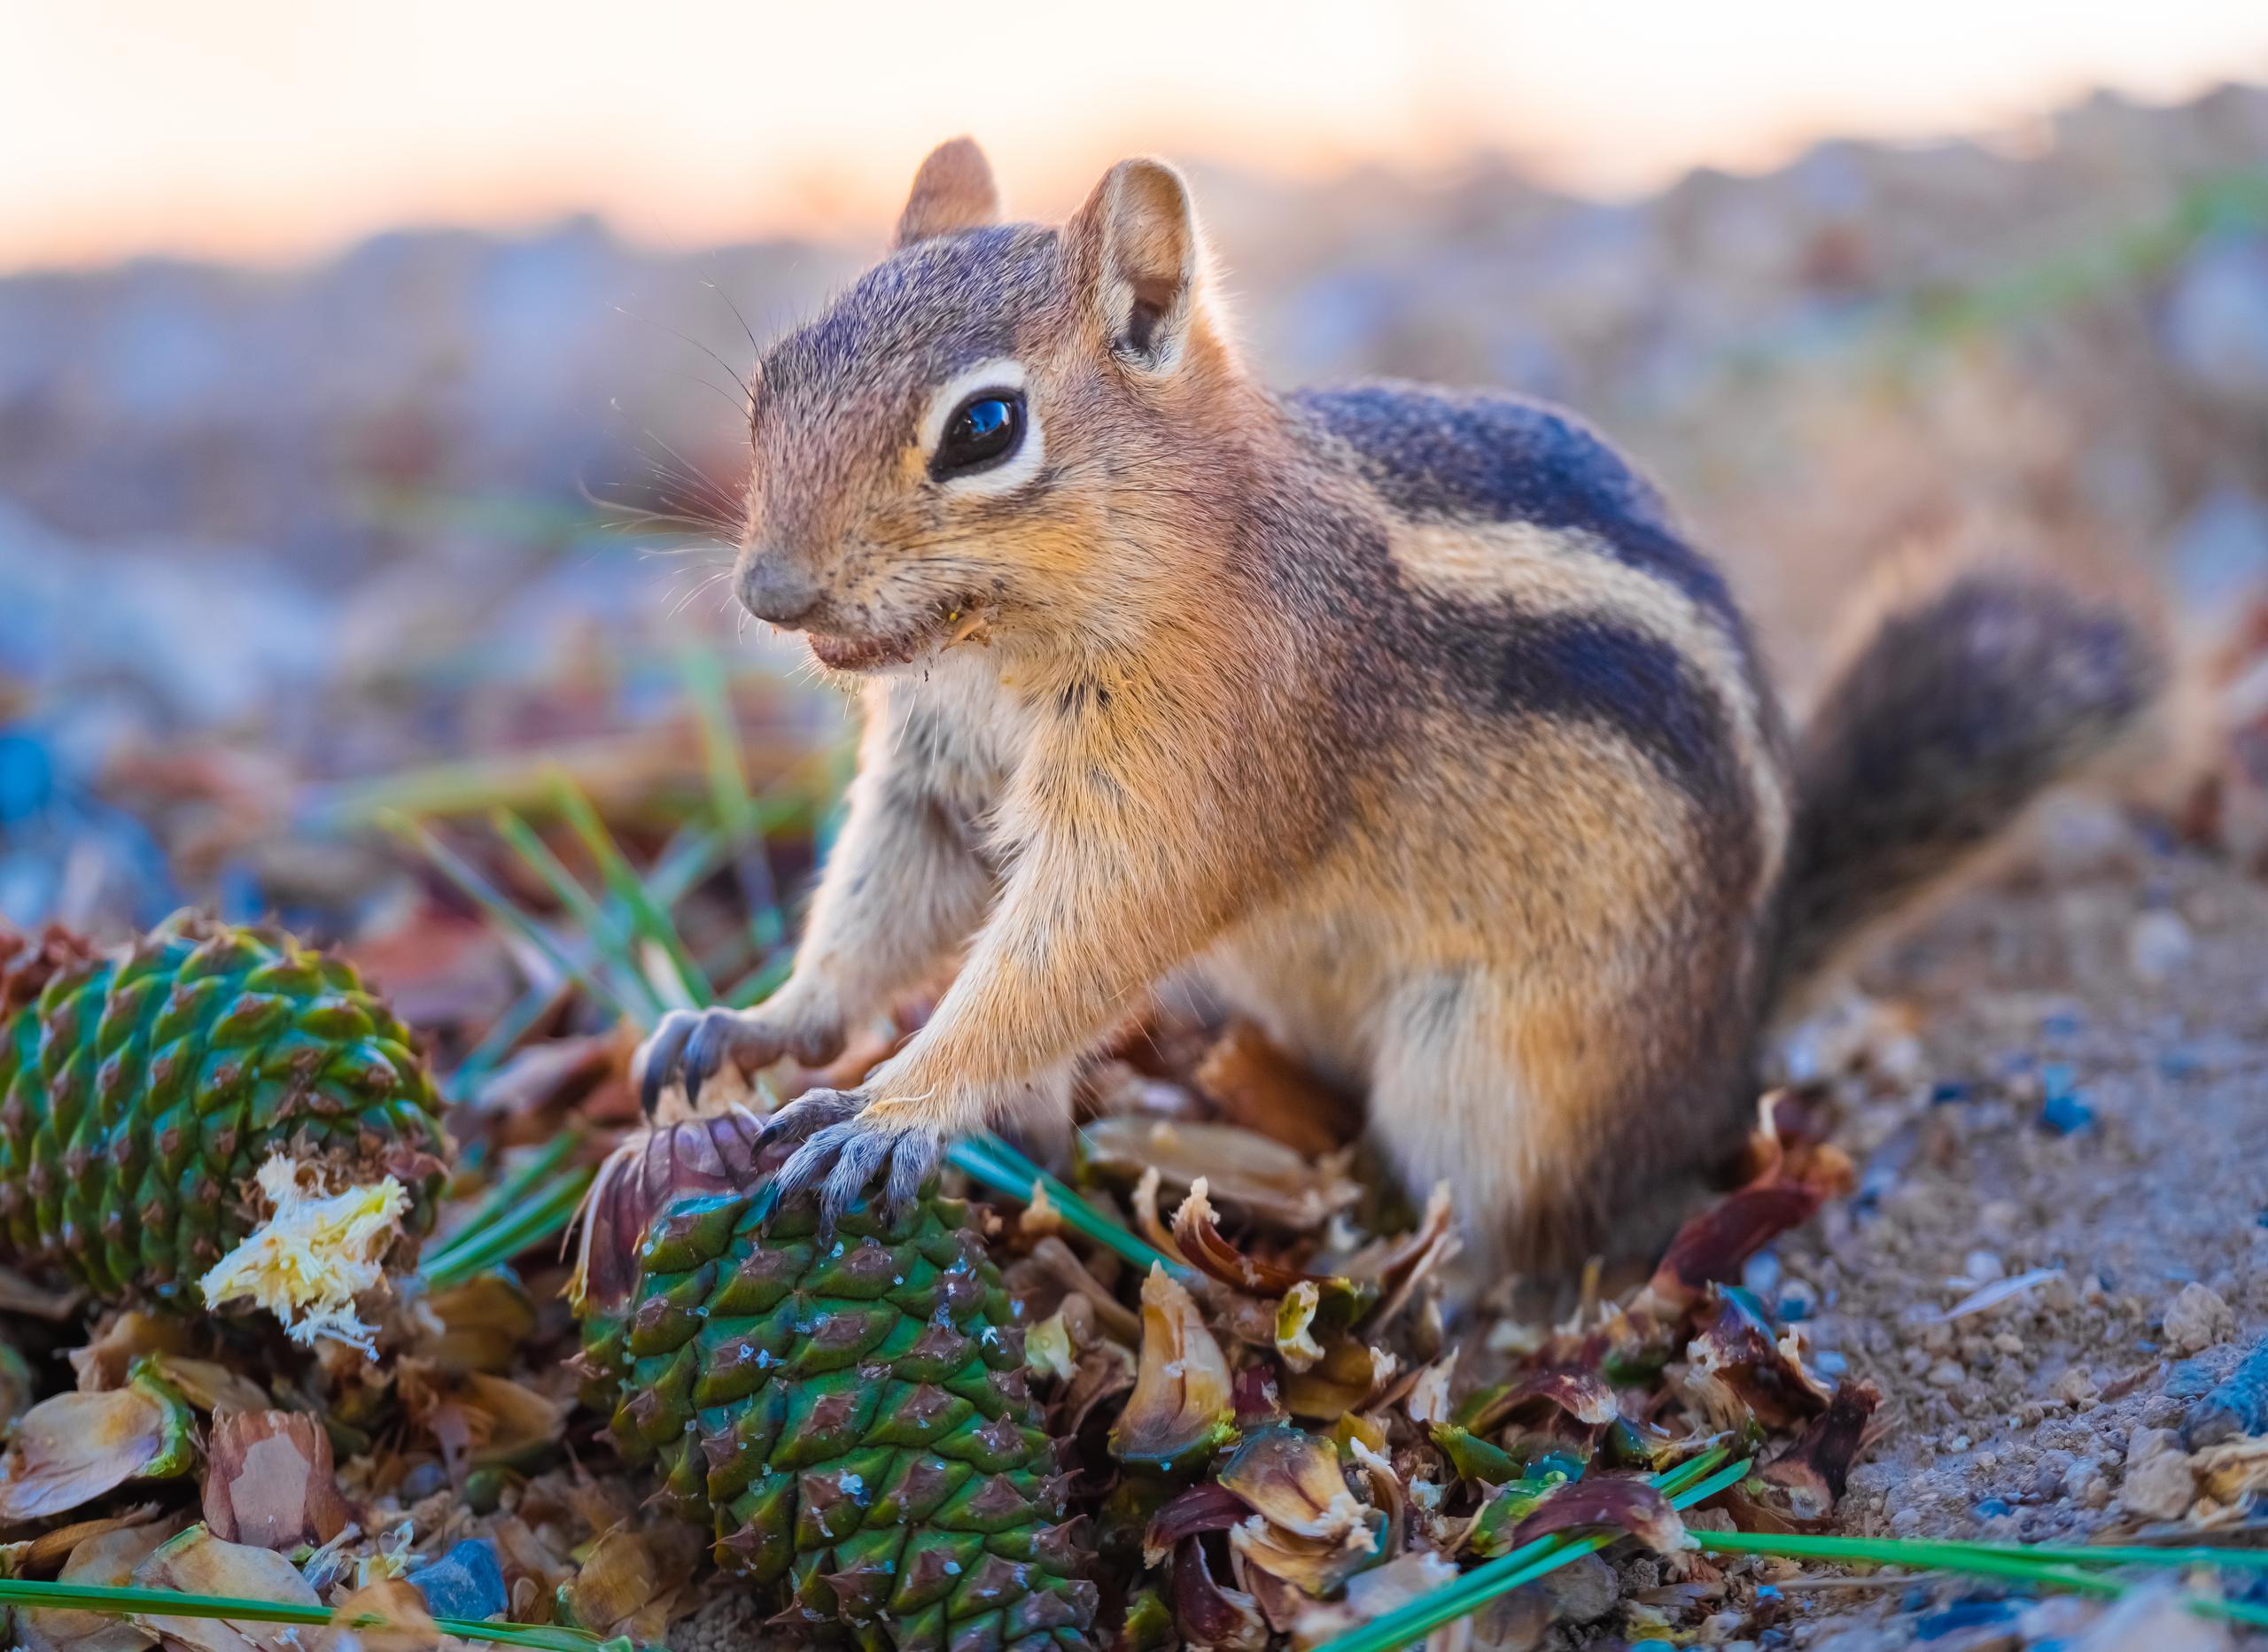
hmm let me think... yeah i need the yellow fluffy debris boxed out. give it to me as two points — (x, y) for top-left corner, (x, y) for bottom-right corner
(198, 1155), (409, 1353)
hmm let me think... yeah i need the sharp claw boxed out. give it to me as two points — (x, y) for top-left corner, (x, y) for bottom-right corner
(638, 1017), (685, 1121)
(883, 1136), (936, 1222)
(681, 1010), (729, 1108)
(822, 1130), (893, 1232)
(773, 1131), (833, 1200)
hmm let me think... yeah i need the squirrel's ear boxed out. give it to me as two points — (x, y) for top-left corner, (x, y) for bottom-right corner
(1069, 158), (1207, 373)
(894, 137), (1002, 248)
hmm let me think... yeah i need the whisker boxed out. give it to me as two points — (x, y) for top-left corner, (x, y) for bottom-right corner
(669, 568), (735, 617)
(614, 305), (756, 415)
(702, 277), (763, 358)
(640, 426), (747, 523)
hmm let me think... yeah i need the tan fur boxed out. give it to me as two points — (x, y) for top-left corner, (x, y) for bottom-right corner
(1393, 519), (1790, 896)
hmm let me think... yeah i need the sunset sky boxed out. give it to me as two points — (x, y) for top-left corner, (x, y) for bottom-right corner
(6, 0), (2267, 271)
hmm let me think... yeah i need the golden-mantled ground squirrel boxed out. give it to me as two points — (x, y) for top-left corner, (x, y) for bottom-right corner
(638, 138), (2161, 1270)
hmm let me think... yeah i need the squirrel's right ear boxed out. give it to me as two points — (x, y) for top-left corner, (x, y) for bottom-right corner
(1068, 158), (1209, 374)
(894, 137), (1003, 249)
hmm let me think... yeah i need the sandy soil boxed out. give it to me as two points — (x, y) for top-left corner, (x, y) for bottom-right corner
(1716, 801), (2268, 1648)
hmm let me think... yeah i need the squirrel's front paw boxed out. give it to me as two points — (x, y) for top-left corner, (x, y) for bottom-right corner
(760, 1089), (942, 1236)
(634, 996), (845, 1118)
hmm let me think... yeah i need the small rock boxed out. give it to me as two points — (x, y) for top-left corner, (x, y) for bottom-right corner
(1890, 1507), (1923, 1532)
(2127, 909), (2194, 981)
(1536, 1552), (1618, 1625)
(1927, 1358), (1967, 1388)
(2053, 1368), (2100, 1407)
(2070, 1578), (2237, 1650)
(2068, 1458), (2111, 1509)
(2163, 1283), (2234, 1354)
(2040, 1092), (2096, 1135)
(2118, 1427), (2197, 1522)
(406, 1538), (509, 1622)
(1963, 1250), (2006, 1284)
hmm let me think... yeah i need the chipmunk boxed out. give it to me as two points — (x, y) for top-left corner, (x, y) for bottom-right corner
(637, 137), (2162, 1270)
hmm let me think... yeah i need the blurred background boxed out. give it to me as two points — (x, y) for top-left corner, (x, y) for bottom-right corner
(6, 2), (2268, 1009)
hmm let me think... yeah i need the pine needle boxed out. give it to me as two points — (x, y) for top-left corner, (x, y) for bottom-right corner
(546, 773), (711, 1007)
(0, 1577), (616, 1649)
(1693, 1531), (2268, 1631)
(1311, 1450), (1744, 1652)
(379, 810), (641, 1025)
(421, 1131), (591, 1280)
(421, 1167), (599, 1289)
(487, 809), (667, 1020)
(944, 1136), (1184, 1280)
(679, 645), (785, 950)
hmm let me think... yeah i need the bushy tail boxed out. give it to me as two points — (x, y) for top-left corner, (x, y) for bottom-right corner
(1774, 556), (2165, 1004)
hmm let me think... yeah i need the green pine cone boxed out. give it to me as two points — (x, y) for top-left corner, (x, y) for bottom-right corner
(577, 1113), (1097, 1652)
(0, 913), (448, 1302)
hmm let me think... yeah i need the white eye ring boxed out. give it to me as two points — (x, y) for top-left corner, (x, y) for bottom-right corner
(920, 358), (1044, 497)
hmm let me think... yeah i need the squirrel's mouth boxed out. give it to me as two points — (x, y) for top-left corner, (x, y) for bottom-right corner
(805, 601), (991, 672)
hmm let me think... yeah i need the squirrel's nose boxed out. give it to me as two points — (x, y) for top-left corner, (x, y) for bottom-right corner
(741, 555), (823, 626)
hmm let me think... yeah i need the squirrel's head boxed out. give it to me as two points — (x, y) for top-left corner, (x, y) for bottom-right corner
(734, 137), (1247, 673)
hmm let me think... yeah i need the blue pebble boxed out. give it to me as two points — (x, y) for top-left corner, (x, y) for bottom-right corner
(1919, 1598), (2021, 1637)
(1973, 1495), (2013, 1517)
(2166, 1360), (2215, 1399)
(2041, 1012), (2085, 1038)
(1778, 1295), (1810, 1322)
(2039, 1093), (2095, 1135)
(1929, 1079), (1974, 1105)
(406, 1539), (508, 1622)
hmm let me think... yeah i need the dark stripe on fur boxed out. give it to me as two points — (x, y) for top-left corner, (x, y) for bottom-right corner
(1288, 384), (1738, 625)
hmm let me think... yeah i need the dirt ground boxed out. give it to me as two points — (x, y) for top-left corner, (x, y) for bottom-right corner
(1707, 797), (2268, 1648)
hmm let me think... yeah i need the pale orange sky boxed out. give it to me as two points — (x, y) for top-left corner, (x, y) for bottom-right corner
(5, 0), (2267, 271)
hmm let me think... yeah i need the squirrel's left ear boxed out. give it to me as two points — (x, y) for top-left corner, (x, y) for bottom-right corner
(895, 137), (1003, 248)
(1068, 158), (1210, 373)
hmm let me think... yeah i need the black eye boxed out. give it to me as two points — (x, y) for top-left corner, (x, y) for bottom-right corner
(932, 390), (1025, 478)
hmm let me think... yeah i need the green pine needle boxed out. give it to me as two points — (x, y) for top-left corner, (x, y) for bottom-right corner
(487, 810), (667, 1020)
(380, 810), (641, 1025)
(446, 827), (722, 1100)
(547, 773), (711, 1007)
(0, 1577), (617, 1650)
(1693, 1531), (2268, 1632)
(422, 1131), (590, 1279)
(1311, 1450), (1742, 1652)
(944, 1135), (1184, 1280)
(421, 1167), (598, 1290)
(1319, 1469), (2268, 1652)
(679, 645), (785, 951)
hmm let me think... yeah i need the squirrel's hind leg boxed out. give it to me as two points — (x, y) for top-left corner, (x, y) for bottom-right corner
(1363, 969), (1681, 1280)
